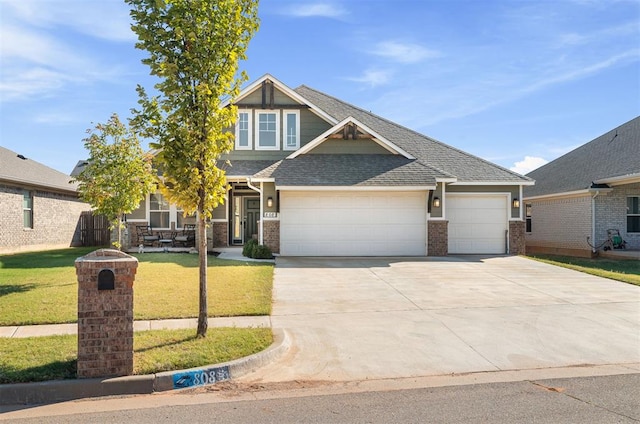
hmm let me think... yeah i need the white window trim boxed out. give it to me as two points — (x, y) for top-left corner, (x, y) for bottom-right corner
(628, 196), (640, 233)
(283, 109), (300, 151)
(255, 110), (280, 150)
(235, 109), (252, 150)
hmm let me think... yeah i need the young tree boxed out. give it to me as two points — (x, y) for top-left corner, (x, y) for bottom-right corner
(75, 113), (156, 249)
(126, 0), (260, 337)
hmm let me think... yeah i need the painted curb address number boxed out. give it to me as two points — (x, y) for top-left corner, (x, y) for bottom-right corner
(172, 365), (231, 389)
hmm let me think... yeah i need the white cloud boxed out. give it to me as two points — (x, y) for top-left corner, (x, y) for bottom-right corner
(371, 41), (440, 64)
(346, 69), (392, 87)
(285, 3), (347, 18)
(510, 156), (548, 175)
(2, 0), (135, 42)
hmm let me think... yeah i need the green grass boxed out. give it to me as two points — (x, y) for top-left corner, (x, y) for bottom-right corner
(0, 328), (273, 384)
(0, 248), (273, 326)
(527, 254), (640, 286)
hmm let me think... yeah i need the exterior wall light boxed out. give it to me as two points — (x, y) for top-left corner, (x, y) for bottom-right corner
(267, 197), (273, 208)
(433, 197), (440, 208)
(513, 198), (520, 208)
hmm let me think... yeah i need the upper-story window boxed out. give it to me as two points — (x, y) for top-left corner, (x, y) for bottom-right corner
(256, 111), (279, 150)
(284, 110), (300, 150)
(235, 109), (300, 151)
(235, 110), (252, 150)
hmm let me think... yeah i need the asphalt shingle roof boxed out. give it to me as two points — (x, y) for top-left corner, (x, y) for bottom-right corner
(525, 116), (640, 198)
(222, 160), (280, 177)
(294, 85), (531, 184)
(0, 146), (78, 194)
(254, 154), (444, 186)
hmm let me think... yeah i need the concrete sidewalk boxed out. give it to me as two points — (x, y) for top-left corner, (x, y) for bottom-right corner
(0, 316), (271, 338)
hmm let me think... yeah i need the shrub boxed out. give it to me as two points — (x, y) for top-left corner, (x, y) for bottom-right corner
(242, 239), (258, 257)
(251, 244), (273, 259)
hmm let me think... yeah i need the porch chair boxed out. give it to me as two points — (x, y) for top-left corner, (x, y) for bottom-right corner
(174, 224), (196, 247)
(136, 225), (159, 247)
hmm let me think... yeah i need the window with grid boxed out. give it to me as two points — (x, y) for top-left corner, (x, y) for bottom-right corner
(235, 110), (251, 150)
(256, 111), (278, 149)
(23, 190), (33, 229)
(628, 196), (640, 233)
(149, 193), (170, 228)
(284, 110), (300, 150)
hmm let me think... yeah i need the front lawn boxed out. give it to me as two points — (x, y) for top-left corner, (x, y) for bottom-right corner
(0, 327), (272, 384)
(527, 254), (640, 286)
(0, 247), (275, 384)
(0, 248), (273, 326)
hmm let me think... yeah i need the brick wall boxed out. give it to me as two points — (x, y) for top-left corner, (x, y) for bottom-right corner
(210, 221), (228, 249)
(428, 220), (448, 256)
(0, 184), (89, 254)
(76, 249), (137, 378)
(525, 195), (592, 257)
(263, 220), (280, 254)
(595, 182), (640, 250)
(509, 220), (526, 255)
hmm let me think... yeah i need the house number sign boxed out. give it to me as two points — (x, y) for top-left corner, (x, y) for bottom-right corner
(264, 212), (277, 218)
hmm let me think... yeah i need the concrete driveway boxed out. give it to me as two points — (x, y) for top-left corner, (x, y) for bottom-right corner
(242, 256), (640, 383)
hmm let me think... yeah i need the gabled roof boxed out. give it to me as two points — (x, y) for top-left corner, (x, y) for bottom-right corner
(253, 154), (443, 188)
(0, 146), (79, 194)
(289, 116), (415, 159)
(525, 116), (640, 198)
(294, 85), (532, 185)
(229, 74), (338, 125)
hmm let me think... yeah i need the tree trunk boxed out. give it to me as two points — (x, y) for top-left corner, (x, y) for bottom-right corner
(196, 211), (208, 337)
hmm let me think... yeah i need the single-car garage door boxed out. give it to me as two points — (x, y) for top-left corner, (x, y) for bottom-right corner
(447, 194), (508, 254)
(280, 191), (426, 256)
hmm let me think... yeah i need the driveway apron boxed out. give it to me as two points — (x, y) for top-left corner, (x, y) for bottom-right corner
(241, 256), (640, 383)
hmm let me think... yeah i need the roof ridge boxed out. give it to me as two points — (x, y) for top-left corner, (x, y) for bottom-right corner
(295, 85), (532, 182)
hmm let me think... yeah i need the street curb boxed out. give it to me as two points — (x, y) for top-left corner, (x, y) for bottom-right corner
(0, 329), (289, 406)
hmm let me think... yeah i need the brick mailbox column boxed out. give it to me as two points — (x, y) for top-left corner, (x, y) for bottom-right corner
(75, 249), (138, 378)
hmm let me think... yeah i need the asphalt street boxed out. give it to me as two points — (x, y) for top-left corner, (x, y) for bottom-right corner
(2, 374), (638, 423)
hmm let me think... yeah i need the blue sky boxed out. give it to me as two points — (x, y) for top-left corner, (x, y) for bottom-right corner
(1, 0), (638, 176)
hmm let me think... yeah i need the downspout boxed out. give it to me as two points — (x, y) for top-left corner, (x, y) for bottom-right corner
(246, 178), (263, 245)
(591, 191), (599, 254)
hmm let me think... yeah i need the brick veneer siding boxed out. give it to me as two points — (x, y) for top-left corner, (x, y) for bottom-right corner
(210, 221), (228, 249)
(525, 195), (593, 257)
(75, 249), (137, 378)
(0, 184), (89, 254)
(509, 220), (526, 255)
(428, 220), (448, 256)
(263, 220), (280, 254)
(594, 183), (640, 250)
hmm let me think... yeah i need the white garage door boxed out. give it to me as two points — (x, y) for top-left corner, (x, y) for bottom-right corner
(447, 194), (508, 254)
(280, 191), (426, 256)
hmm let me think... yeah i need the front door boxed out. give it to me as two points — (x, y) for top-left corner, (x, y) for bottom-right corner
(231, 195), (260, 245)
(244, 198), (260, 242)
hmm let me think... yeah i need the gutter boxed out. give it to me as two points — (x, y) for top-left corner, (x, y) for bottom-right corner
(246, 179), (263, 245)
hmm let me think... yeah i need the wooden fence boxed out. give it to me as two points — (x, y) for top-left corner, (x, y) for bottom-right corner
(79, 211), (110, 247)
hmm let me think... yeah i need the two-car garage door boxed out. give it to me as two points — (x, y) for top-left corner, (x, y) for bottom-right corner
(280, 191), (426, 256)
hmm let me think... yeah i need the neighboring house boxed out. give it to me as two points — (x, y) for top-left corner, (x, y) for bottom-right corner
(123, 74), (532, 256)
(524, 116), (640, 257)
(0, 146), (90, 254)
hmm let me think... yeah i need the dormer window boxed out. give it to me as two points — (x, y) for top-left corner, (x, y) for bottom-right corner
(235, 109), (300, 151)
(257, 111), (279, 150)
(235, 110), (252, 150)
(284, 110), (300, 150)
